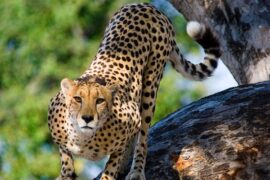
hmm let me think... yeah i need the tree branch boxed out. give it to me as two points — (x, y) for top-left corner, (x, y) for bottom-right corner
(171, 0), (270, 84)
(148, 81), (270, 179)
(116, 81), (270, 179)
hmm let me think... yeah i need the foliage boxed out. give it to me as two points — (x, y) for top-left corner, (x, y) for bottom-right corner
(0, 0), (204, 179)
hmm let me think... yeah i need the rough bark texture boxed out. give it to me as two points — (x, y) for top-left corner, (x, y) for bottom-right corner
(116, 81), (270, 180)
(171, 0), (270, 84)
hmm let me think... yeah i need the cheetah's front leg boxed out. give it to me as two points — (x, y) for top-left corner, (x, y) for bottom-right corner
(57, 147), (77, 180)
(125, 133), (147, 180)
(100, 151), (125, 180)
(125, 118), (148, 180)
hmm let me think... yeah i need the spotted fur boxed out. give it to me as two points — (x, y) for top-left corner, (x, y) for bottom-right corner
(48, 3), (221, 180)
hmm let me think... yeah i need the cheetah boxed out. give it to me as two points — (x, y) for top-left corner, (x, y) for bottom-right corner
(48, 3), (221, 180)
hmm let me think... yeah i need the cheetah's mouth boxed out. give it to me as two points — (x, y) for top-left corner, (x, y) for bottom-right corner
(81, 126), (93, 130)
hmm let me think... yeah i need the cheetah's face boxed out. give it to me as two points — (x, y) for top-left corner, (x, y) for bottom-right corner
(61, 78), (117, 136)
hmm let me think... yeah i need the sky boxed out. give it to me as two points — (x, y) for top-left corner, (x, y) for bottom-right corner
(205, 60), (238, 95)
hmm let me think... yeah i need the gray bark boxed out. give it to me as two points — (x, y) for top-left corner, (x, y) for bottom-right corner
(118, 81), (270, 180)
(171, 0), (270, 84)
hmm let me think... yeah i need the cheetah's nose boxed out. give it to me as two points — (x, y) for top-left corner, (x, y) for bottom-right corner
(81, 115), (94, 123)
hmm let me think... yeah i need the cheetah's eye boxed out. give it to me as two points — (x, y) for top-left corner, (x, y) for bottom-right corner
(96, 98), (105, 105)
(73, 96), (82, 103)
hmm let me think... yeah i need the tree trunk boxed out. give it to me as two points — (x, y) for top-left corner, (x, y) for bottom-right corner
(171, 0), (270, 84)
(117, 81), (270, 180)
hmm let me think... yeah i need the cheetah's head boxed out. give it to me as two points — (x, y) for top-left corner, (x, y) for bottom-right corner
(61, 76), (118, 136)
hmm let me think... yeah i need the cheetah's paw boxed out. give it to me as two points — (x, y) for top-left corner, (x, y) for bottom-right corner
(125, 171), (146, 180)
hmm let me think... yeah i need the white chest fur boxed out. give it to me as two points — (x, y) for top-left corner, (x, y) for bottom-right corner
(66, 134), (106, 161)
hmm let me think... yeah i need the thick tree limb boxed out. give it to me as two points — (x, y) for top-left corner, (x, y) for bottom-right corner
(115, 81), (270, 179)
(171, 0), (270, 84)
(147, 81), (270, 179)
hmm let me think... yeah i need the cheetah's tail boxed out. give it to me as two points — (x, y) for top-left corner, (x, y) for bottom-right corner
(170, 21), (221, 81)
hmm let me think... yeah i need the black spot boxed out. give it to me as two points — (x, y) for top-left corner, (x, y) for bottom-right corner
(141, 130), (146, 136)
(128, 24), (134, 29)
(139, 20), (145, 25)
(144, 92), (150, 97)
(162, 50), (167, 56)
(152, 27), (157, 33)
(141, 7), (147, 12)
(119, 17), (125, 21)
(209, 59), (218, 69)
(119, 63), (124, 68)
(143, 13), (149, 18)
(198, 72), (205, 79)
(127, 43), (132, 48)
(151, 91), (155, 98)
(152, 17), (157, 23)
(122, 8), (128, 12)
(146, 23), (151, 29)
(143, 103), (149, 109)
(127, 32), (133, 37)
(134, 40), (138, 46)
(123, 50), (128, 55)
(160, 27), (165, 33)
(119, 42), (124, 46)
(138, 35), (142, 42)
(191, 64), (196, 75)
(125, 65), (130, 70)
(145, 116), (151, 123)
(124, 38), (130, 43)
(143, 37), (147, 42)
(126, 56), (131, 62)
(200, 63), (211, 76)
(135, 26), (141, 32)
(199, 63), (206, 71)
(184, 61), (189, 72)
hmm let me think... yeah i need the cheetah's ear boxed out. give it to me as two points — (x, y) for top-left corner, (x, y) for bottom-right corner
(61, 78), (75, 96)
(108, 84), (118, 97)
